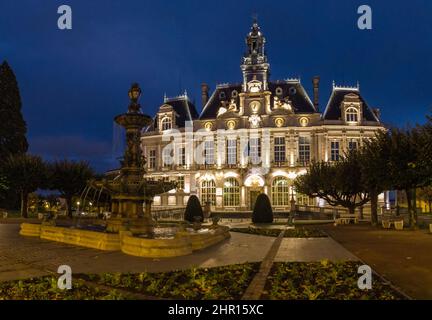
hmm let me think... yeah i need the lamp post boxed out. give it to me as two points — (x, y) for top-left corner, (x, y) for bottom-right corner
(289, 185), (296, 225)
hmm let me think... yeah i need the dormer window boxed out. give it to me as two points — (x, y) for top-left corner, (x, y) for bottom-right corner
(161, 116), (172, 131)
(345, 107), (359, 123)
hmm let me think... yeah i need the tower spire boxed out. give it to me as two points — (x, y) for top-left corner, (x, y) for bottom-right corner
(241, 18), (270, 92)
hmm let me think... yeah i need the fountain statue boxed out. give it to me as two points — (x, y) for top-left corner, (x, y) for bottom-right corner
(88, 83), (176, 233)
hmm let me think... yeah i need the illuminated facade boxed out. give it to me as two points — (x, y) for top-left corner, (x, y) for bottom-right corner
(141, 21), (384, 212)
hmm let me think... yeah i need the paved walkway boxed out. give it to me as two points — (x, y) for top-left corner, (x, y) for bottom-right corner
(275, 238), (357, 262)
(321, 224), (432, 299)
(242, 230), (286, 300)
(0, 223), (355, 282)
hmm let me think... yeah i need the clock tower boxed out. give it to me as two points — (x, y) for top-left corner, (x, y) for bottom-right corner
(239, 19), (272, 124)
(240, 19), (270, 93)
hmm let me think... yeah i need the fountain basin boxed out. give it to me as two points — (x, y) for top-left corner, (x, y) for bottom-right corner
(21, 223), (121, 251)
(20, 223), (230, 258)
(121, 226), (230, 258)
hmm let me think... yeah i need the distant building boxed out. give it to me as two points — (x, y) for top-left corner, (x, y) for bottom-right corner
(141, 21), (384, 212)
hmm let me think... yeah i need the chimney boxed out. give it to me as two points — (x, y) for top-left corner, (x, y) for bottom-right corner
(312, 76), (320, 110)
(201, 83), (209, 108)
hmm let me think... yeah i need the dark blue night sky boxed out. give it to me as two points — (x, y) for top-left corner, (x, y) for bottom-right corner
(1, 0), (431, 172)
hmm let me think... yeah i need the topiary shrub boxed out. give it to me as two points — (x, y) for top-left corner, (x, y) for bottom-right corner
(184, 195), (204, 223)
(252, 193), (273, 224)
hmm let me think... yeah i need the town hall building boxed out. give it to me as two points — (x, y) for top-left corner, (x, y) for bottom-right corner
(141, 21), (384, 212)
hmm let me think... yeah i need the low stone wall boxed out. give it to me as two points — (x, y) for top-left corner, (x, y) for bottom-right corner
(19, 223), (41, 237)
(181, 226), (231, 251)
(121, 226), (231, 258)
(19, 223), (230, 258)
(121, 232), (193, 258)
(20, 223), (121, 251)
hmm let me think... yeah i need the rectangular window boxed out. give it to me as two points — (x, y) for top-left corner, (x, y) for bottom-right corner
(348, 139), (358, 152)
(274, 137), (286, 163)
(178, 147), (186, 166)
(298, 137), (310, 165)
(177, 176), (185, 190)
(204, 140), (214, 165)
(162, 147), (171, 168)
(148, 149), (156, 169)
(249, 138), (261, 164)
(331, 141), (340, 161)
(297, 194), (315, 206)
(226, 139), (237, 165)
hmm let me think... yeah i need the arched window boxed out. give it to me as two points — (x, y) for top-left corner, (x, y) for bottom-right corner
(161, 117), (172, 131)
(272, 177), (290, 206)
(346, 108), (359, 123)
(200, 180), (216, 206)
(223, 178), (240, 207)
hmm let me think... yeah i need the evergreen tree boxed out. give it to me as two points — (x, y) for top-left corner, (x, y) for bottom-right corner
(0, 61), (28, 161)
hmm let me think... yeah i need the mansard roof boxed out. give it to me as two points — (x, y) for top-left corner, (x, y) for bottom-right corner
(322, 86), (379, 122)
(145, 95), (198, 132)
(161, 95), (199, 127)
(268, 80), (316, 114)
(199, 80), (316, 120)
(199, 84), (242, 120)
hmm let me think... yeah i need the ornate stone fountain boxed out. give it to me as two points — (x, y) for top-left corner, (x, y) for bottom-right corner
(88, 83), (176, 233)
(20, 83), (230, 258)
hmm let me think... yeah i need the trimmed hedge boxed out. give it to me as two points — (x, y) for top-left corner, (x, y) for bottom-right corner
(184, 195), (204, 223)
(252, 193), (273, 223)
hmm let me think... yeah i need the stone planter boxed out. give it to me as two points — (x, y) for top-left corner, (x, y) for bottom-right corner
(394, 220), (404, 230)
(382, 220), (391, 229)
(38, 213), (44, 220)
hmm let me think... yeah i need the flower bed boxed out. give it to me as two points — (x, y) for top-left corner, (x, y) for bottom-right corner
(81, 263), (260, 300)
(230, 227), (327, 238)
(0, 277), (126, 300)
(262, 261), (404, 300)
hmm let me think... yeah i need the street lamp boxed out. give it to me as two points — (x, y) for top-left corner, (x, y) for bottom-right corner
(289, 186), (296, 225)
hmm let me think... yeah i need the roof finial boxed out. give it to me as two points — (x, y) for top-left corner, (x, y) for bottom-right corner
(357, 81), (360, 90)
(252, 13), (258, 25)
(332, 80), (336, 89)
(163, 92), (167, 103)
(184, 89), (188, 97)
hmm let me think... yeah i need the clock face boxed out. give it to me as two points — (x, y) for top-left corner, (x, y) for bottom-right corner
(249, 101), (261, 113)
